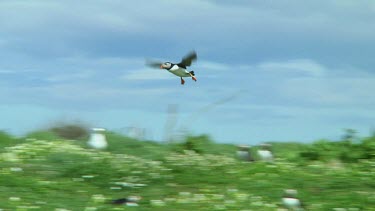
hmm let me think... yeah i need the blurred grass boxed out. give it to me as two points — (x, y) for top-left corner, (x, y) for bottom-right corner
(0, 130), (23, 151)
(0, 129), (374, 210)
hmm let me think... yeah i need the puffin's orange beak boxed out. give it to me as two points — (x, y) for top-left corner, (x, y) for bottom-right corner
(160, 65), (163, 69)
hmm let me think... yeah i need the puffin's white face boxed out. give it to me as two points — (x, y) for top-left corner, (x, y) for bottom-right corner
(160, 62), (172, 69)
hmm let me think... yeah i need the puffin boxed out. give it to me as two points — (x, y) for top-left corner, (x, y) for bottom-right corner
(236, 145), (255, 162)
(109, 196), (141, 206)
(281, 189), (305, 210)
(146, 51), (198, 85)
(257, 143), (274, 162)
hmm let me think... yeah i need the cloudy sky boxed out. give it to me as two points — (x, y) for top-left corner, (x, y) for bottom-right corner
(0, 0), (374, 144)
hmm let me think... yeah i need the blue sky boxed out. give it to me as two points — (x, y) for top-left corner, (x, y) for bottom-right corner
(0, 0), (374, 144)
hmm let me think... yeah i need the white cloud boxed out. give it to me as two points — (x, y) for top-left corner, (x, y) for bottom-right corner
(258, 59), (326, 77)
(121, 68), (173, 80)
(198, 61), (230, 71)
(279, 77), (375, 107)
(45, 70), (94, 82)
(0, 69), (15, 74)
(2, 0), (374, 43)
(228, 103), (375, 119)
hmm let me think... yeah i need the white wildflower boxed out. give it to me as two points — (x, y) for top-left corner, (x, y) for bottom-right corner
(38, 180), (52, 185)
(250, 196), (263, 201)
(211, 194), (225, 200)
(91, 194), (106, 203)
(134, 183), (147, 187)
(164, 197), (177, 202)
(10, 167), (23, 172)
(224, 200), (236, 205)
(179, 192), (191, 197)
(213, 204), (226, 210)
(227, 188), (238, 193)
(149, 172), (161, 178)
(9, 197), (21, 201)
(150, 199), (166, 206)
(235, 193), (249, 201)
(82, 175), (95, 179)
(193, 194), (206, 201)
(126, 202), (139, 206)
(177, 198), (191, 204)
(252, 201), (263, 206)
(333, 208), (347, 211)
(264, 203), (277, 208)
(2, 152), (19, 162)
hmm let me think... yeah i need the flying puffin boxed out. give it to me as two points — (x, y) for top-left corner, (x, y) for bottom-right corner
(147, 51), (198, 85)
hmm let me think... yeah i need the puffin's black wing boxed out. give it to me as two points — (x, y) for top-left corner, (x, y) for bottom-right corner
(178, 51), (197, 68)
(146, 60), (163, 69)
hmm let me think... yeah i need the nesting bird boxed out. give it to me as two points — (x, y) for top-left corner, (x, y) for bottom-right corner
(87, 128), (108, 149)
(282, 189), (304, 211)
(110, 196), (142, 206)
(257, 143), (274, 162)
(146, 51), (198, 85)
(236, 145), (254, 162)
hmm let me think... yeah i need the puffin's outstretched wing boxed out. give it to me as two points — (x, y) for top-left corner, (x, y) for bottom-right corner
(178, 51), (197, 68)
(146, 59), (163, 69)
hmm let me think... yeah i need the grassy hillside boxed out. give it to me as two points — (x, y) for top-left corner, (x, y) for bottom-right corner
(0, 130), (374, 210)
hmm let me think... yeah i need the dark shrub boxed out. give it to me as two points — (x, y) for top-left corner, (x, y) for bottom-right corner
(180, 135), (213, 154)
(50, 123), (89, 140)
(300, 150), (320, 161)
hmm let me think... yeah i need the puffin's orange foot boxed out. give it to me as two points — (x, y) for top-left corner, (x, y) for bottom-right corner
(192, 76), (197, 82)
(181, 78), (185, 85)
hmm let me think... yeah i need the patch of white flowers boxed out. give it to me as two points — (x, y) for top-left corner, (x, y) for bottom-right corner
(0, 138), (373, 210)
(165, 150), (237, 169)
(150, 199), (166, 206)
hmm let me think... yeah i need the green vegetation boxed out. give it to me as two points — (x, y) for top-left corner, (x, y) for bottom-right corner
(0, 129), (374, 210)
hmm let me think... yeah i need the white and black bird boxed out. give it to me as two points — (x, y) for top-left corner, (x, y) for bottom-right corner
(87, 128), (107, 149)
(110, 196), (141, 206)
(236, 145), (254, 162)
(146, 51), (198, 85)
(282, 189), (305, 211)
(257, 143), (274, 162)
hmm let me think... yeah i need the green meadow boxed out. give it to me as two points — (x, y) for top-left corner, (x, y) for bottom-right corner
(0, 129), (374, 210)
